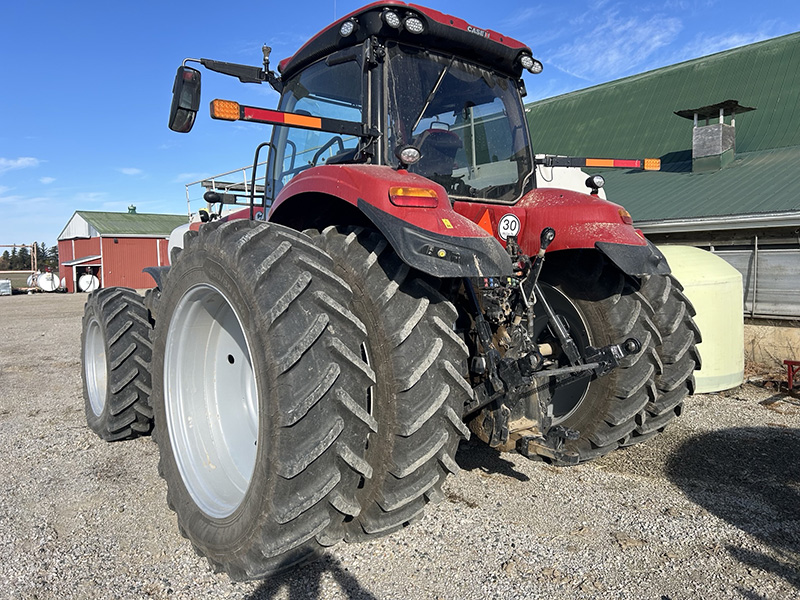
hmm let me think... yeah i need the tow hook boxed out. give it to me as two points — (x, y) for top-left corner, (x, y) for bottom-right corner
(517, 426), (580, 465)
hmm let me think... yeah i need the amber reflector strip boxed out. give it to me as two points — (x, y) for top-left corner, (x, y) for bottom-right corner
(644, 158), (661, 171)
(210, 99), (241, 121)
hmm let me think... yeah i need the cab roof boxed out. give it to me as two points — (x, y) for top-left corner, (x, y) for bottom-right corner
(278, 1), (532, 81)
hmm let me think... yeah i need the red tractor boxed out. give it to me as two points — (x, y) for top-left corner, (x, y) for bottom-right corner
(81, 1), (699, 579)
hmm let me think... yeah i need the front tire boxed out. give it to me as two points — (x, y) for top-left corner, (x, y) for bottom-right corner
(151, 220), (374, 579)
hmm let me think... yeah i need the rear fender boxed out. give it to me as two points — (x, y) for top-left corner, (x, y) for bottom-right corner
(269, 165), (513, 277)
(454, 187), (668, 276)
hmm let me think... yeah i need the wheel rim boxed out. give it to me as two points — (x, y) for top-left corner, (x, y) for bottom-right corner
(84, 317), (108, 416)
(164, 284), (259, 519)
(533, 283), (593, 424)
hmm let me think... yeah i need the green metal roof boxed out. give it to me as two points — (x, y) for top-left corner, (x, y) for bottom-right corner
(77, 211), (187, 236)
(525, 32), (800, 222)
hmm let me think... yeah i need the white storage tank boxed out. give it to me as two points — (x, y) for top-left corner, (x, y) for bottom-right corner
(78, 273), (100, 292)
(657, 245), (744, 393)
(36, 271), (60, 292)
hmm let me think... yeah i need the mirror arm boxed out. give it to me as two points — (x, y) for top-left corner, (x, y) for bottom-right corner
(200, 58), (266, 84)
(183, 56), (283, 92)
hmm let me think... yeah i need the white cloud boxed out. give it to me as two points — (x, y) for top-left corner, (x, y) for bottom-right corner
(498, 7), (540, 30)
(118, 167), (144, 176)
(39, 177), (56, 185)
(0, 157), (40, 174)
(546, 11), (682, 81)
(173, 172), (211, 184)
(0, 193), (47, 206)
(73, 192), (108, 205)
(675, 29), (780, 63)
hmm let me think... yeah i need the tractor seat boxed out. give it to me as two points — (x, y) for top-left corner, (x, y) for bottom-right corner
(415, 129), (462, 179)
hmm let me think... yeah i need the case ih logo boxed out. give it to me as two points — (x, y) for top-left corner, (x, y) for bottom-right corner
(467, 25), (490, 39)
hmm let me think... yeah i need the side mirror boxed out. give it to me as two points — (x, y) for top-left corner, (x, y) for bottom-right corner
(168, 66), (201, 132)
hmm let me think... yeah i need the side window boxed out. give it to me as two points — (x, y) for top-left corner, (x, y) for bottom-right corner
(278, 99), (361, 185)
(271, 54), (363, 191)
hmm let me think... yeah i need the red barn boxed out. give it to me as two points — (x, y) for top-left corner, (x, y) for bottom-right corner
(58, 208), (187, 293)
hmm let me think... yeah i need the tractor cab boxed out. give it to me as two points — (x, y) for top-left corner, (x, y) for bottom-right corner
(169, 2), (542, 210)
(272, 39), (536, 204)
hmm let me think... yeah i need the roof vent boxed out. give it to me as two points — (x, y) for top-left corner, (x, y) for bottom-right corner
(675, 100), (755, 173)
(128, 205), (137, 214)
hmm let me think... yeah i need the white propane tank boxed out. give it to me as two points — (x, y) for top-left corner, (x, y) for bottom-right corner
(78, 273), (100, 292)
(26, 273), (37, 287)
(60, 277), (66, 289)
(36, 272), (59, 292)
(657, 245), (744, 393)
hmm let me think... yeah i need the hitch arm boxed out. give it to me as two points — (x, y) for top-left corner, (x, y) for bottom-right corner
(533, 283), (583, 366)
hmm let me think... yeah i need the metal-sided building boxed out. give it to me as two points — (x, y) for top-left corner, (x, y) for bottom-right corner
(526, 32), (800, 322)
(58, 208), (187, 293)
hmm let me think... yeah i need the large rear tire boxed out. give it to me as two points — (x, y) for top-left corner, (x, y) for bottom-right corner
(150, 220), (374, 579)
(311, 226), (472, 540)
(81, 287), (153, 441)
(624, 273), (701, 445)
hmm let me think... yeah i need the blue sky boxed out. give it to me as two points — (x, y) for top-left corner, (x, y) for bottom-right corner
(2, 0), (798, 248)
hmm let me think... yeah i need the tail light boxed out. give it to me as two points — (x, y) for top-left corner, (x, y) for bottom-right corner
(389, 187), (439, 208)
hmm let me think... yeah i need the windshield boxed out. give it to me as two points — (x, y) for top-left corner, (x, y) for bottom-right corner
(386, 43), (533, 203)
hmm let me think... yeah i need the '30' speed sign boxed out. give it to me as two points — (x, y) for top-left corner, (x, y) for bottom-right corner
(497, 213), (521, 240)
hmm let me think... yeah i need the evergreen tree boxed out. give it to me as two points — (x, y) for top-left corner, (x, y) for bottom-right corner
(0, 250), (9, 271)
(47, 245), (59, 270)
(15, 247), (31, 271)
(36, 243), (47, 268)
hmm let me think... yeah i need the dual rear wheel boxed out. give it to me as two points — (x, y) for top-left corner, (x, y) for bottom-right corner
(148, 220), (467, 578)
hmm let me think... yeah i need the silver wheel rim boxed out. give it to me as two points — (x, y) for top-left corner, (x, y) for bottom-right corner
(164, 284), (259, 518)
(85, 317), (108, 416)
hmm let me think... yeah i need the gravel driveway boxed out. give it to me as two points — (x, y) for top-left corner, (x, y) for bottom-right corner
(1, 293), (798, 599)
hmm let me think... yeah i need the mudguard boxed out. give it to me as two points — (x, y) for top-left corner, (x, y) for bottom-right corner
(454, 187), (669, 277)
(596, 240), (670, 277)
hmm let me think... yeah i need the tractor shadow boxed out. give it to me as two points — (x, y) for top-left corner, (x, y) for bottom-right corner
(244, 553), (378, 600)
(454, 438), (531, 482)
(665, 426), (800, 590)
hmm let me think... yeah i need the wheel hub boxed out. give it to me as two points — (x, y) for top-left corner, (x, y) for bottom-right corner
(84, 317), (108, 416)
(164, 284), (259, 519)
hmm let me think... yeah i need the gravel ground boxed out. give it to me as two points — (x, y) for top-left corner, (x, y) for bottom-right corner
(1, 293), (799, 600)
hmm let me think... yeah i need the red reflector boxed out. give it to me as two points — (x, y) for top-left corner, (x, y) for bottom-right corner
(243, 107), (285, 123)
(242, 107), (323, 129)
(613, 159), (641, 168)
(389, 187), (439, 208)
